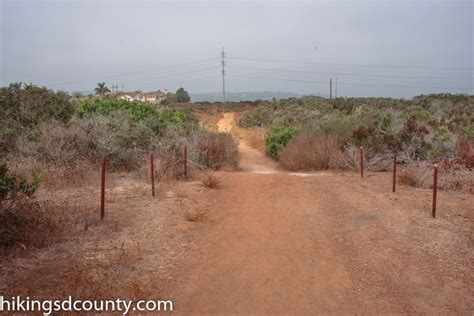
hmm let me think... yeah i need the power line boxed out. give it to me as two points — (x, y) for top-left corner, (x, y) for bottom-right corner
(221, 47), (226, 104)
(48, 57), (220, 87)
(117, 66), (220, 85)
(136, 75), (221, 91)
(228, 74), (473, 90)
(227, 56), (473, 71)
(227, 65), (474, 80)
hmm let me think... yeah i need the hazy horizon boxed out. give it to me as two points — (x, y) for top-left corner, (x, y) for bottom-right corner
(1, 0), (473, 98)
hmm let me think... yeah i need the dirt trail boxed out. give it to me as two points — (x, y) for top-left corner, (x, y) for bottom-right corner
(218, 112), (310, 177)
(165, 113), (473, 314)
(218, 112), (280, 174)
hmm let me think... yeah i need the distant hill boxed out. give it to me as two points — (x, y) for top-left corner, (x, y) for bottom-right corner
(190, 91), (325, 102)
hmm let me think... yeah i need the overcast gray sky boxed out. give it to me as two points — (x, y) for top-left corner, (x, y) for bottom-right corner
(1, 0), (473, 98)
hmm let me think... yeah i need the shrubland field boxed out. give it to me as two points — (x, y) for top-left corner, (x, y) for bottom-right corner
(238, 94), (473, 191)
(0, 83), (238, 254)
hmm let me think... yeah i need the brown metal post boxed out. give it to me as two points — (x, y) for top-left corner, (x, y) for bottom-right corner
(150, 153), (155, 197)
(100, 158), (106, 220)
(360, 147), (364, 178)
(184, 144), (188, 177)
(392, 152), (397, 192)
(432, 164), (438, 218)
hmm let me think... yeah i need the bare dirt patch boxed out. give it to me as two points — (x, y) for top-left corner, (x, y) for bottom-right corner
(1, 172), (217, 301)
(165, 171), (473, 314)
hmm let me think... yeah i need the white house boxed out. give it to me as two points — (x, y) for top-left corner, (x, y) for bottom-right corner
(118, 91), (141, 102)
(118, 90), (168, 104)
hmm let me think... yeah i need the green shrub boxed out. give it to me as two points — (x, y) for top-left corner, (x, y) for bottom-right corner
(265, 126), (298, 160)
(433, 125), (451, 141)
(146, 108), (198, 135)
(79, 112), (154, 169)
(0, 163), (41, 200)
(0, 83), (73, 153)
(74, 99), (156, 121)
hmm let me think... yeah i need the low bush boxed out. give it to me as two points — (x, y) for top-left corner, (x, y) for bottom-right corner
(279, 132), (348, 171)
(0, 83), (74, 154)
(397, 168), (422, 187)
(201, 173), (220, 189)
(189, 130), (239, 170)
(80, 112), (154, 169)
(398, 162), (473, 192)
(0, 163), (59, 253)
(0, 196), (61, 253)
(265, 127), (298, 160)
(0, 163), (41, 199)
(75, 98), (156, 121)
(146, 108), (198, 135)
(16, 121), (90, 167)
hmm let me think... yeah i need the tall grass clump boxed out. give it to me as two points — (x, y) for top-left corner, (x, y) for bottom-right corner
(279, 132), (348, 171)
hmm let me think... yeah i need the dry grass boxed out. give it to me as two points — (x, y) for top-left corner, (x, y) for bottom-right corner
(0, 195), (81, 256)
(280, 133), (348, 171)
(397, 169), (421, 187)
(201, 173), (220, 189)
(398, 163), (473, 192)
(185, 208), (207, 222)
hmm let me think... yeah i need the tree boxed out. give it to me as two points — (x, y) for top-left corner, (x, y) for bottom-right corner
(95, 82), (110, 96)
(72, 91), (84, 98)
(175, 87), (190, 103)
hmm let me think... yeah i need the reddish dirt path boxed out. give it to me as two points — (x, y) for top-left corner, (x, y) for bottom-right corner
(165, 114), (473, 314)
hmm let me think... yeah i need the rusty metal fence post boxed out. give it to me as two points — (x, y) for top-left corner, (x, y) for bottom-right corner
(150, 153), (155, 197)
(359, 146), (364, 178)
(100, 158), (106, 220)
(184, 144), (187, 177)
(432, 164), (438, 218)
(392, 152), (397, 192)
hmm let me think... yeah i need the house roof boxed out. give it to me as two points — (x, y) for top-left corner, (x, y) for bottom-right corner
(120, 92), (141, 98)
(143, 91), (166, 97)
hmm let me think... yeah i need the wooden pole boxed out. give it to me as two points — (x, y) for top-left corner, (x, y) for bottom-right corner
(184, 144), (187, 177)
(100, 158), (106, 220)
(392, 152), (397, 192)
(359, 147), (364, 178)
(432, 164), (438, 218)
(150, 153), (155, 197)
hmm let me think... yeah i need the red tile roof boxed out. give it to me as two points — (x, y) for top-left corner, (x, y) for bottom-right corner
(144, 91), (166, 97)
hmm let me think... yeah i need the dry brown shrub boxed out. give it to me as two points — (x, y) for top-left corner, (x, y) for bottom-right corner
(456, 136), (474, 168)
(190, 131), (239, 170)
(0, 196), (62, 255)
(185, 208), (207, 222)
(398, 164), (473, 192)
(279, 133), (348, 171)
(397, 168), (421, 187)
(201, 173), (220, 189)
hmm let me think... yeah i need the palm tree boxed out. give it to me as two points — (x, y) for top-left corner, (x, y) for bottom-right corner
(95, 82), (110, 96)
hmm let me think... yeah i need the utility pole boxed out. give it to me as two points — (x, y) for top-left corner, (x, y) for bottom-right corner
(329, 78), (332, 99)
(112, 84), (120, 95)
(335, 77), (338, 98)
(121, 83), (124, 93)
(221, 47), (226, 104)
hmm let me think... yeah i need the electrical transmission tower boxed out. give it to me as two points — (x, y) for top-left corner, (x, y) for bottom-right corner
(221, 47), (226, 104)
(329, 78), (332, 99)
(111, 84), (120, 94)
